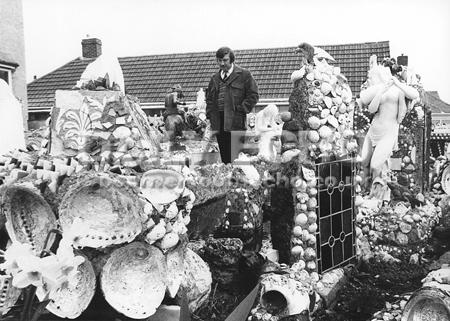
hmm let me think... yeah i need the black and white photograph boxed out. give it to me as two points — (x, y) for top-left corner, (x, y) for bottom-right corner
(0, 0), (449, 320)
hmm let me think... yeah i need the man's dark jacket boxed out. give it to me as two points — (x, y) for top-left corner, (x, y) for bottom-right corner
(206, 65), (259, 131)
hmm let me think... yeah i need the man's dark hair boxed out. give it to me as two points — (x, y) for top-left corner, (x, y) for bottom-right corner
(216, 47), (235, 63)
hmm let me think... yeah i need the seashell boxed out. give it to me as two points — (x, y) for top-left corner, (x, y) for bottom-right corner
(399, 222), (412, 234)
(330, 106), (338, 115)
(307, 234), (316, 246)
(355, 195), (364, 206)
(281, 149), (301, 163)
(140, 169), (185, 205)
(146, 221), (166, 244)
(41, 253), (96, 319)
(59, 173), (143, 249)
(293, 226), (303, 237)
(412, 213), (421, 222)
(181, 248), (212, 312)
(330, 75), (338, 87)
(313, 69), (322, 80)
(307, 130), (320, 143)
(343, 129), (354, 139)
(1, 184), (57, 254)
(304, 247), (316, 260)
(295, 179), (308, 192)
(308, 223), (318, 233)
(101, 242), (167, 319)
(318, 126), (333, 139)
(308, 116), (321, 129)
(396, 232), (408, 245)
(292, 260), (306, 270)
(327, 115), (339, 128)
(165, 245), (184, 298)
(307, 211), (317, 223)
(308, 187), (318, 196)
(112, 126), (131, 140)
(321, 82), (332, 96)
(306, 72), (314, 81)
(296, 192), (309, 203)
(295, 213), (308, 227)
(291, 245), (304, 257)
(320, 109), (330, 119)
(0, 275), (21, 316)
(332, 97), (343, 106)
(322, 70), (331, 82)
(323, 96), (333, 109)
(346, 102), (355, 112)
(301, 230), (310, 242)
(306, 260), (316, 271)
(290, 67), (306, 83)
(307, 197), (317, 209)
(160, 232), (180, 250)
(403, 215), (414, 224)
(338, 103), (347, 114)
(165, 202), (178, 220)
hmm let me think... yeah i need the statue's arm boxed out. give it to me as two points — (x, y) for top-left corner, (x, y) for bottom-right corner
(367, 89), (383, 114)
(359, 85), (381, 106)
(393, 77), (419, 100)
(397, 91), (407, 124)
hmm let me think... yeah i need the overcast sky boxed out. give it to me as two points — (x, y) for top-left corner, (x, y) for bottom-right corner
(22, 0), (450, 102)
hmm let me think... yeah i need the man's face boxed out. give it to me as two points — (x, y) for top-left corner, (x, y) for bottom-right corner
(217, 53), (232, 72)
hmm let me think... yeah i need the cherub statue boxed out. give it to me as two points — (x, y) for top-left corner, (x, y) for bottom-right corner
(359, 55), (419, 200)
(255, 104), (282, 162)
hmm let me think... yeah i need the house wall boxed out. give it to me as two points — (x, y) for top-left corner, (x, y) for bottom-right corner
(0, 0), (28, 129)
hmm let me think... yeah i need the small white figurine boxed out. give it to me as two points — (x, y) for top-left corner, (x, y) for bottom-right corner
(255, 104), (282, 162)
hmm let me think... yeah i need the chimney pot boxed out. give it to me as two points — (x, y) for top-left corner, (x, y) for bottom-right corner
(397, 54), (408, 66)
(81, 38), (102, 59)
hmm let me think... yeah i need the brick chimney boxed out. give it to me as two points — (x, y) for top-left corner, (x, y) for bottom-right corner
(81, 38), (102, 58)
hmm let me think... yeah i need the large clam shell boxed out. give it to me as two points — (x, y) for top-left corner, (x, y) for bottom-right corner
(40, 253), (96, 319)
(101, 242), (167, 319)
(1, 184), (57, 254)
(59, 173), (143, 248)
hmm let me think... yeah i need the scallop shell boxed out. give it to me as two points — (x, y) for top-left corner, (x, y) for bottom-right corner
(323, 96), (333, 109)
(101, 242), (167, 319)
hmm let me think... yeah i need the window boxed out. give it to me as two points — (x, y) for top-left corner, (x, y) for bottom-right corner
(0, 61), (17, 85)
(0, 68), (11, 84)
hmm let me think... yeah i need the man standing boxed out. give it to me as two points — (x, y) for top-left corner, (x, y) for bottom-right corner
(206, 47), (259, 164)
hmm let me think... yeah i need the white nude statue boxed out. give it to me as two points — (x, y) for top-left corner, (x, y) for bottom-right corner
(359, 55), (419, 199)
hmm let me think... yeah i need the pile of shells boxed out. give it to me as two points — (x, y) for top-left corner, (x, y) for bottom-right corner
(290, 165), (320, 278)
(291, 57), (357, 159)
(355, 196), (440, 260)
